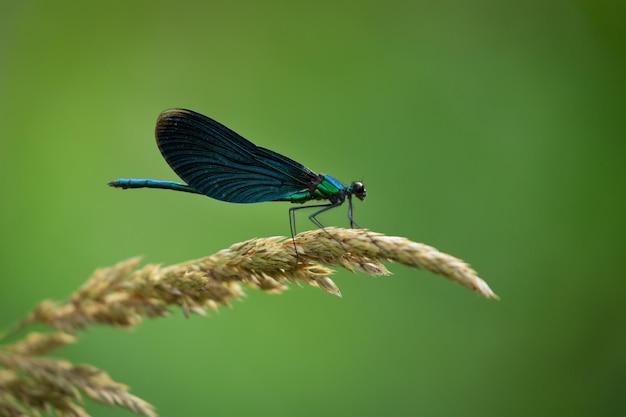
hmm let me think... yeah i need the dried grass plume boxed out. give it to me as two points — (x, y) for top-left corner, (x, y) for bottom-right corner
(1, 227), (497, 417)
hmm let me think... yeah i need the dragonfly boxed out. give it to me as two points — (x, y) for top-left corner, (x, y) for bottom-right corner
(108, 108), (367, 248)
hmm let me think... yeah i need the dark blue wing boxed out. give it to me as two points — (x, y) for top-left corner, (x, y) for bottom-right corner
(155, 109), (318, 203)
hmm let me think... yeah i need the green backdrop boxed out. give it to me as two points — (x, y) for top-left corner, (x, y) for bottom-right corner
(1, 1), (624, 416)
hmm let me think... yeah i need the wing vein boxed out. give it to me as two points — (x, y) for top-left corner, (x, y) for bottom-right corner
(155, 109), (318, 203)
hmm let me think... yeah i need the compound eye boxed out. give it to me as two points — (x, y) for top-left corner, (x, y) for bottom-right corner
(352, 181), (366, 200)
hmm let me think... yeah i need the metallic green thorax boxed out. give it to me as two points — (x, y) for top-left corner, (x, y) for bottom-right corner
(276, 174), (347, 204)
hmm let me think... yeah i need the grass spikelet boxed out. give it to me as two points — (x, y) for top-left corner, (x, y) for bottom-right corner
(26, 228), (496, 334)
(5, 332), (77, 356)
(306, 228), (499, 299)
(0, 350), (156, 417)
(2, 227), (496, 417)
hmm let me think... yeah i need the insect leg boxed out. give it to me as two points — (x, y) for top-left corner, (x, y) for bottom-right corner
(288, 202), (345, 261)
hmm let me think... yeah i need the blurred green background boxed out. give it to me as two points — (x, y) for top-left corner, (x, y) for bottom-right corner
(1, 1), (625, 416)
